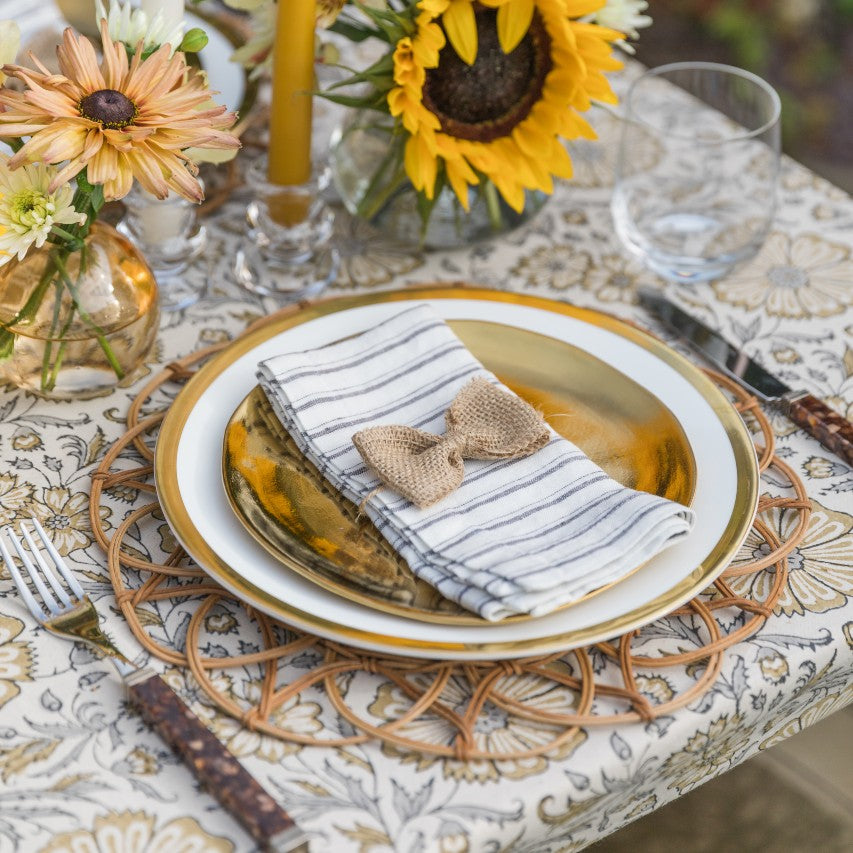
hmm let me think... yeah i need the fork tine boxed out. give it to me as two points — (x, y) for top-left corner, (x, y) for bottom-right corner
(6, 524), (61, 617)
(30, 516), (86, 600)
(26, 518), (82, 605)
(0, 527), (51, 622)
(19, 520), (74, 608)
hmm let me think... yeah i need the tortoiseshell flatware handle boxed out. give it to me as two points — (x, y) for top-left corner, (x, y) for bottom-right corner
(127, 671), (308, 852)
(784, 393), (853, 466)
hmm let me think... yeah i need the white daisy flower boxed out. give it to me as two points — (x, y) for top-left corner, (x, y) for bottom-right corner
(0, 159), (86, 266)
(95, 0), (185, 56)
(592, 0), (652, 53)
(228, 1), (276, 79)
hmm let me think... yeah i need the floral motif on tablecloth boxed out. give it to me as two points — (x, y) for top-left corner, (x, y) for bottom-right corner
(370, 673), (587, 783)
(512, 246), (591, 291)
(38, 811), (232, 853)
(579, 253), (659, 303)
(0, 473), (35, 526)
(31, 487), (104, 555)
(330, 214), (423, 290)
(712, 233), (853, 318)
(0, 615), (33, 710)
(660, 713), (752, 794)
(730, 498), (853, 617)
(760, 684), (853, 750)
(756, 649), (790, 685)
(10, 425), (42, 451)
(803, 456), (851, 480)
(634, 675), (675, 703)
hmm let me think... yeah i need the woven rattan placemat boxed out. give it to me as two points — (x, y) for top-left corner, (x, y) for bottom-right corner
(88, 305), (809, 760)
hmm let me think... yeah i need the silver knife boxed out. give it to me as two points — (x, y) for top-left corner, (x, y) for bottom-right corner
(638, 288), (853, 465)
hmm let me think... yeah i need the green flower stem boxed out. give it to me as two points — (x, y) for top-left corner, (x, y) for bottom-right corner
(483, 180), (504, 233)
(351, 130), (408, 223)
(40, 275), (65, 390)
(51, 249), (125, 383)
(0, 239), (73, 360)
(357, 163), (410, 224)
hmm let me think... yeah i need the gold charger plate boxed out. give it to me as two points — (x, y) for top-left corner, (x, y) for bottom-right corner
(222, 320), (697, 625)
(155, 286), (759, 659)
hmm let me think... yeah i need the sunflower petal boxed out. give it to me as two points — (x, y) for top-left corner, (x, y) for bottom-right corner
(443, 0), (478, 66)
(491, 174), (525, 213)
(444, 156), (478, 211)
(404, 133), (437, 198)
(497, 0), (534, 55)
(547, 138), (574, 180)
(512, 118), (552, 159)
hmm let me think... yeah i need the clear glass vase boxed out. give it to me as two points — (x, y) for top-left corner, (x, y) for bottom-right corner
(0, 222), (159, 399)
(331, 111), (548, 250)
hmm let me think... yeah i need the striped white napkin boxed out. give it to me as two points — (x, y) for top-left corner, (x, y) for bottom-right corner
(257, 305), (695, 621)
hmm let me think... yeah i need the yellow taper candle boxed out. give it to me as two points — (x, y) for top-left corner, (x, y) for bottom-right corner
(268, 0), (315, 186)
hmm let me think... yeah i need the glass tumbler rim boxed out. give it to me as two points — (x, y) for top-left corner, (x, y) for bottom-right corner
(624, 61), (782, 144)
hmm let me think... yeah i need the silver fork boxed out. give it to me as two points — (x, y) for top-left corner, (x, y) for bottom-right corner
(1, 518), (307, 853)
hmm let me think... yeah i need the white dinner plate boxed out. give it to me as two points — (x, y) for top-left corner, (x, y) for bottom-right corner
(155, 288), (759, 660)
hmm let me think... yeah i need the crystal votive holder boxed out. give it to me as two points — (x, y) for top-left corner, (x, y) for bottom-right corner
(117, 184), (207, 311)
(233, 156), (338, 299)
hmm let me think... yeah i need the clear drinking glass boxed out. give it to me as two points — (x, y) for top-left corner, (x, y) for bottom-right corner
(612, 62), (781, 283)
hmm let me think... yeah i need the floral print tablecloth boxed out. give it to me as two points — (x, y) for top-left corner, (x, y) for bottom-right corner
(1, 74), (852, 852)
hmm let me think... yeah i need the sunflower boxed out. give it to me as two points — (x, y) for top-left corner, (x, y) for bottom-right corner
(0, 23), (239, 202)
(388, 0), (623, 212)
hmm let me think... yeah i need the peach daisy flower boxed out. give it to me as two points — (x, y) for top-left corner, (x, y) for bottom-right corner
(0, 23), (239, 202)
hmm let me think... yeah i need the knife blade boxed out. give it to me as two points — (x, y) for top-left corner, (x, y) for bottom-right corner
(638, 288), (853, 465)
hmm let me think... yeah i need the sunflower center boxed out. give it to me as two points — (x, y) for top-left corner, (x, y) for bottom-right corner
(423, 9), (552, 142)
(79, 89), (138, 129)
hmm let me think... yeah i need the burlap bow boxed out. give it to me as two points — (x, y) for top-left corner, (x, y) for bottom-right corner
(352, 378), (551, 508)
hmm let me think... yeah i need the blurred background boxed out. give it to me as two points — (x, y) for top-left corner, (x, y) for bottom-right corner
(634, 0), (853, 192)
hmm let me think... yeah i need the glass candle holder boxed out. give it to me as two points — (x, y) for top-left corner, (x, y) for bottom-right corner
(233, 156), (338, 299)
(117, 184), (207, 311)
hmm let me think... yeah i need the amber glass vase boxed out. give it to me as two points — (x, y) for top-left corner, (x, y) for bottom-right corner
(0, 222), (159, 399)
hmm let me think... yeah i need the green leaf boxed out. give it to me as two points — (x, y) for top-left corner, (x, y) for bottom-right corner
(49, 226), (84, 250)
(90, 184), (105, 214)
(76, 172), (95, 193)
(179, 28), (208, 54)
(327, 18), (384, 43)
(324, 53), (395, 91)
(0, 327), (15, 362)
(317, 91), (390, 111)
(353, 1), (412, 42)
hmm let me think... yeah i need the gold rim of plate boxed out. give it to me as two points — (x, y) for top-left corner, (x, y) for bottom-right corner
(221, 316), (698, 625)
(155, 286), (759, 656)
